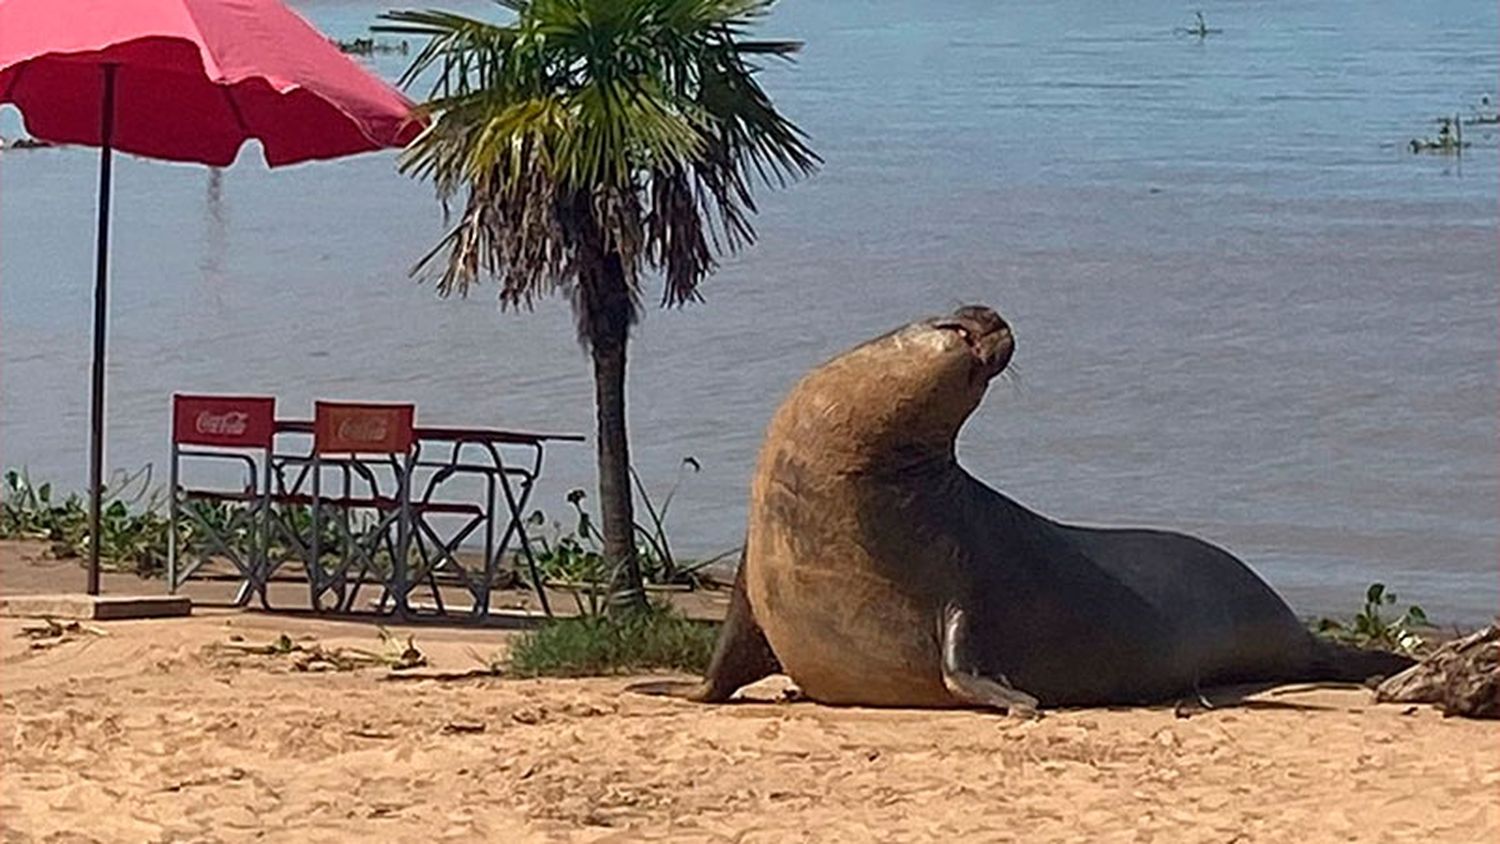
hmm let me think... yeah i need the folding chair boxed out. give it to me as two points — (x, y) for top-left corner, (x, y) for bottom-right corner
(167, 394), (276, 604)
(304, 401), (417, 615)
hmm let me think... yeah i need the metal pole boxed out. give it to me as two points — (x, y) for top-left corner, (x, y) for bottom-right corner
(167, 442), (179, 592)
(86, 64), (118, 596)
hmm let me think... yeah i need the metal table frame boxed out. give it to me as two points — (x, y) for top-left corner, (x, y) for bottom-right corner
(262, 419), (582, 620)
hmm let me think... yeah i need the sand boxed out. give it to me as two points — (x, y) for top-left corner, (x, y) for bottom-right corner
(2, 545), (1497, 842)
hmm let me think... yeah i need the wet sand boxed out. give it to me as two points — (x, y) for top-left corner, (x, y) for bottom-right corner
(1, 545), (1496, 842)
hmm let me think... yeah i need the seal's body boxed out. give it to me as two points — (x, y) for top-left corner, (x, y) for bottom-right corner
(750, 468), (1323, 707)
(643, 306), (1410, 710)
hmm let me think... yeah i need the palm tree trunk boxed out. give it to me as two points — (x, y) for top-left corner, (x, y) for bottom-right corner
(586, 254), (647, 614)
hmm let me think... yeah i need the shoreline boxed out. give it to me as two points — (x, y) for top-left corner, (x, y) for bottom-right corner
(2, 538), (1492, 633)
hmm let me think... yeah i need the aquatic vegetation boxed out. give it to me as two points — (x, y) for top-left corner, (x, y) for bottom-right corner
(0, 136), (53, 150)
(1463, 95), (1498, 125)
(331, 36), (409, 56)
(1315, 582), (1432, 655)
(1175, 11), (1221, 39)
(1410, 115), (1471, 154)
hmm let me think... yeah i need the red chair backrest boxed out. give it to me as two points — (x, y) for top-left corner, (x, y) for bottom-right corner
(313, 401), (415, 455)
(173, 394), (276, 449)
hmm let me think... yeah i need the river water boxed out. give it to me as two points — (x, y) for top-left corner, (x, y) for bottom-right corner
(2, 0), (1496, 622)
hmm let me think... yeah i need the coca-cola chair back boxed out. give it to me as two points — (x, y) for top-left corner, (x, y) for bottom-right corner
(313, 401), (416, 456)
(172, 395), (277, 450)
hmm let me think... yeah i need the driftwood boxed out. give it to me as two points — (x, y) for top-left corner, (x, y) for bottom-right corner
(1375, 624), (1499, 719)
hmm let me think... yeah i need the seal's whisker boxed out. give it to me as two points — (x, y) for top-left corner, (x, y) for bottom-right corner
(999, 362), (1025, 394)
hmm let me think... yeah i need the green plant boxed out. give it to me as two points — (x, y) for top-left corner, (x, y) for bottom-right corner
(378, 0), (817, 612)
(1, 469), (53, 537)
(92, 498), (172, 578)
(2, 467), (180, 577)
(528, 458), (736, 595)
(2, 468), (93, 544)
(508, 602), (718, 677)
(529, 489), (605, 576)
(631, 456), (736, 584)
(1316, 582), (1431, 655)
(262, 502), (386, 574)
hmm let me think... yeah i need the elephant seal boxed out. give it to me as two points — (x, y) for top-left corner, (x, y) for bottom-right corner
(640, 305), (1411, 710)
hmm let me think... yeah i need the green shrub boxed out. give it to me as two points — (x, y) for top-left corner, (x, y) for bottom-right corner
(508, 605), (718, 677)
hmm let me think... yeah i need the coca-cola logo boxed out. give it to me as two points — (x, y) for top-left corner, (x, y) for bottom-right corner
(336, 416), (391, 443)
(196, 410), (249, 436)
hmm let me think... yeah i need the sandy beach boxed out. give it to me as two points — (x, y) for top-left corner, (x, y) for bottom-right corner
(2, 547), (1496, 843)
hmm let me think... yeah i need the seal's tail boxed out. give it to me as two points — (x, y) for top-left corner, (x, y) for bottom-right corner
(1305, 639), (1415, 684)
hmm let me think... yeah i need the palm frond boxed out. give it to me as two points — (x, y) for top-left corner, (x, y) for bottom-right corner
(391, 0), (818, 342)
(376, 10), (522, 93)
(732, 39), (803, 56)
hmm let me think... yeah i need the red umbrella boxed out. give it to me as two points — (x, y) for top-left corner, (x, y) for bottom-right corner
(0, 0), (424, 593)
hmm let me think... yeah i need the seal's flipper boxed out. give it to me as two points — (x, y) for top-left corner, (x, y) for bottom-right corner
(940, 604), (1040, 716)
(1305, 638), (1414, 684)
(626, 553), (780, 703)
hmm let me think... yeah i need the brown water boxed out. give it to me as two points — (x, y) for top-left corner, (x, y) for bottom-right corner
(1, 0), (1496, 621)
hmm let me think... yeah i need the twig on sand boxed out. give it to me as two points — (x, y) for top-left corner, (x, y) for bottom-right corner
(350, 726), (398, 739)
(380, 666), (504, 683)
(343, 637), (428, 671)
(18, 618), (109, 650)
(158, 767), (248, 793)
(381, 644), (503, 682)
(213, 632), (298, 656)
(441, 720), (487, 734)
(17, 618), (108, 640)
(205, 630), (429, 673)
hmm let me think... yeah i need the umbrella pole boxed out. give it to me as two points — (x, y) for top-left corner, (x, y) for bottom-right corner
(86, 64), (117, 596)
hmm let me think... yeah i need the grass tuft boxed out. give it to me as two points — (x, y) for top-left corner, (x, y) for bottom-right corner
(508, 606), (718, 678)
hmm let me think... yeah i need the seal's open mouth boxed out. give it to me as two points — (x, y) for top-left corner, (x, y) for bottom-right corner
(936, 306), (1014, 381)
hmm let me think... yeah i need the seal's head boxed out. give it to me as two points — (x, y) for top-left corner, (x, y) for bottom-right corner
(775, 305), (1014, 472)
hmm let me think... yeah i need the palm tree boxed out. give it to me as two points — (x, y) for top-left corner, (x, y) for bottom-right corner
(380, 0), (818, 610)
